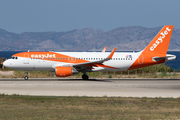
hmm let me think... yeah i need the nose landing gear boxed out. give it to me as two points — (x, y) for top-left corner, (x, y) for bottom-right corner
(24, 71), (28, 80)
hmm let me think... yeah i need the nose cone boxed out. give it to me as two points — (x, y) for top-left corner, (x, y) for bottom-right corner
(3, 60), (9, 68)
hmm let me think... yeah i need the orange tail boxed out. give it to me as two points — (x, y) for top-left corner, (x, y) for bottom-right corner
(129, 25), (174, 70)
(142, 25), (173, 55)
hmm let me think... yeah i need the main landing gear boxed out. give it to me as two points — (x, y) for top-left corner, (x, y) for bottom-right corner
(24, 71), (28, 80)
(82, 74), (89, 80)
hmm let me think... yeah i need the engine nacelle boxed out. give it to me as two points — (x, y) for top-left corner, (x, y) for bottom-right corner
(55, 67), (78, 77)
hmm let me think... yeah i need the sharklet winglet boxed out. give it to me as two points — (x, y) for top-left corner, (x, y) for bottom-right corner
(102, 47), (107, 52)
(107, 48), (116, 59)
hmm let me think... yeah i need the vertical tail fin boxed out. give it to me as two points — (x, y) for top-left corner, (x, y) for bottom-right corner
(128, 25), (174, 70)
(142, 25), (173, 55)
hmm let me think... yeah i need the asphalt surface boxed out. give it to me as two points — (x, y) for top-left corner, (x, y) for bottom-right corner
(0, 78), (180, 98)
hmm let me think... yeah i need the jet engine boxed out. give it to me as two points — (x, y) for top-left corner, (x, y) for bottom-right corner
(55, 66), (78, 77)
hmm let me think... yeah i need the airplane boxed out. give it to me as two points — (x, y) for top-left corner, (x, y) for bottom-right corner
(3, 25), (176, 80)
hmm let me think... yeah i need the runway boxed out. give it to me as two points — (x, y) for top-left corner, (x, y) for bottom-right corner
(0, 78), (180, 98)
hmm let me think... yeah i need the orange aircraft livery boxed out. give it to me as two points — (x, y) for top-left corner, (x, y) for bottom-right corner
(3, 25), (176, 80)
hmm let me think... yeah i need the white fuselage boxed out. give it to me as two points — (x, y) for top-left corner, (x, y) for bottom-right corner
(3, 51), (141, 72)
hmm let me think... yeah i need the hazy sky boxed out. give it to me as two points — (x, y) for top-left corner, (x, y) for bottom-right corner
(0, 0), (179, 33)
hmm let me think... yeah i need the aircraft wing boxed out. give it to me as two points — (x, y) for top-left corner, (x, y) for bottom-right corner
(73, 48), (116, 68)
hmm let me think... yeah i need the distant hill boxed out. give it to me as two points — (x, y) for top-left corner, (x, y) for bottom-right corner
(0, 26), (180, 51)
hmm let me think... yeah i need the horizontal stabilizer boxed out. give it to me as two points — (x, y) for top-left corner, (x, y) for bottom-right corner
(153, 54), (176, 62)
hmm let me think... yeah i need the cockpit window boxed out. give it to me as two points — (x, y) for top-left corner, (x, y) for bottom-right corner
(11, 57), (18, 59)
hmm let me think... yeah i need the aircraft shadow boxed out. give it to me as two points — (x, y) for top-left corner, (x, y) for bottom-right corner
(0, 78), (180, 81)
(0, 78), (111, 82)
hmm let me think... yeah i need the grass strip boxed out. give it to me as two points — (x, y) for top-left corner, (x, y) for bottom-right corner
(0, 94), (180, 120)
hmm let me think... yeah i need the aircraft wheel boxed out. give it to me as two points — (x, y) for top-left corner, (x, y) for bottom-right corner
(82, 74), (89, 80)
(24, 76), (28, 80)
